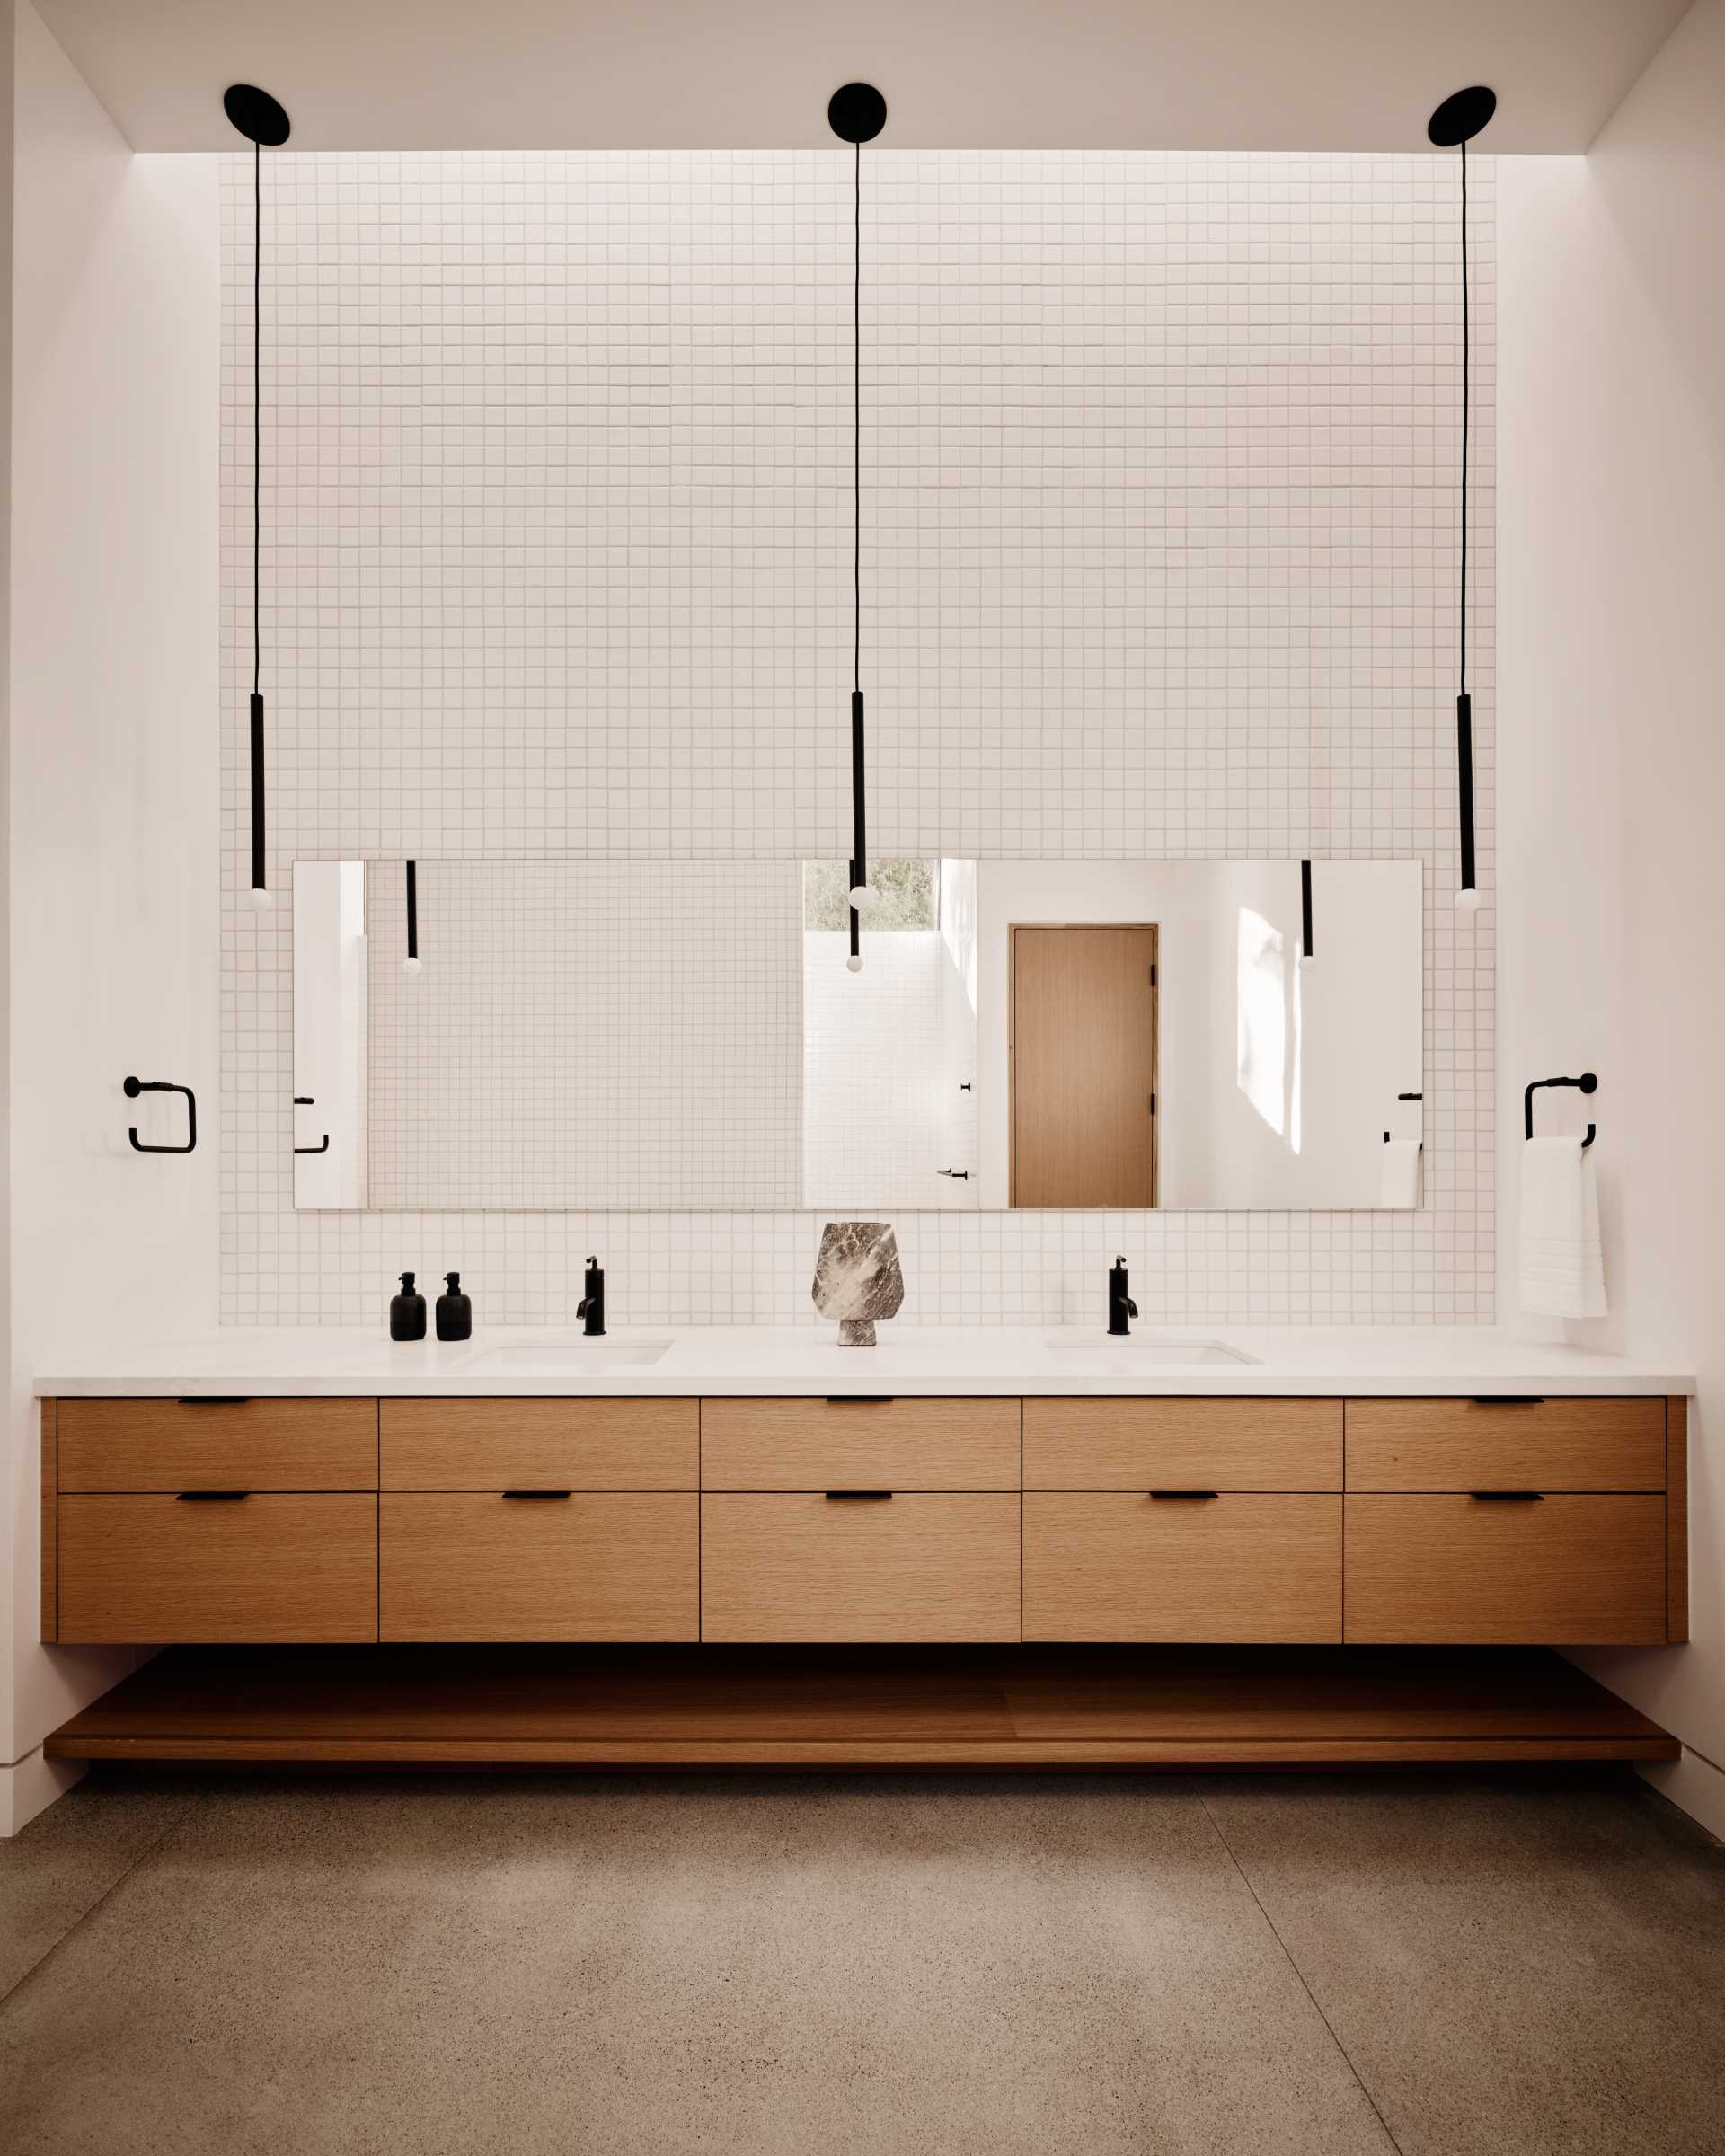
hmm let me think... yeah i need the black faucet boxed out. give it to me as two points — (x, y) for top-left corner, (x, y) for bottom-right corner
(577, 1254), (606, 1338)
(1107, 1256), (1138, 1337)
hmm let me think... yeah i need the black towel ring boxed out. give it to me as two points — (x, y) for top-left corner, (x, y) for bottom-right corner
(124, 1076), (196, 1154)
(1526, 1072), (1597, 1148)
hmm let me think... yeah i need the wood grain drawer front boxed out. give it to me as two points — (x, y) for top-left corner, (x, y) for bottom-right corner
(1023, 1494), (1341, 1643)
(58, 1398), (377, 1493)
(58, 1495), (377, 1642)
(1344, 1496), (1668, 1644)
(381, 1399), (697, 1491)
(701, 1398), (1020, 1491)
(1024, 1399), (1341, 1492)
(701, 1494), (1021, 1641)
(1345, 1398), (1665, 1492)
(381, 1494), (697, 1642)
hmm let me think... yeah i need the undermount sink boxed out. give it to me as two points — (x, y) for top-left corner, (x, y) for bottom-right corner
(476, 1339), (673, 1369)
(1043, 1333), (1257, 1367)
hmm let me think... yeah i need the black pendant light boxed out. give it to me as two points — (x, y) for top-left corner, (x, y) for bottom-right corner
(1299, 859), (1314, 965)
(828, 83), (887, 974)
(1429, 84), (1494, 913)
(225, 84), (290, 910)
(403, 859), (421, 976)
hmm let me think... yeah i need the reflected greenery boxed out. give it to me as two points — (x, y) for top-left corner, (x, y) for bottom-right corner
(802, 858), (937, 932)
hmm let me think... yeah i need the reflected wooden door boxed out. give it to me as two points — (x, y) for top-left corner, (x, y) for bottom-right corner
(1010, 924), (1158, 1206)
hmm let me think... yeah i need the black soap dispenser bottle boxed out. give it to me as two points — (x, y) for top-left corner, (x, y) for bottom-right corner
(390, 1271), (427, 1342)
(437, 1271), (473, 1343)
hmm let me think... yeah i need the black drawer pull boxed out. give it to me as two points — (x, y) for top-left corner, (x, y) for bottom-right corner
(176, 1397), (251, 1407)
(1472, 1397), (1546, 1407)
(176, 1489), (250, 1501)
(1150, 1489), (1220, 1501)
(1469, 1490), (1544, 1502)
(825, 1397), (894, 1405)
(501, 1489), (572, 1500)
(825, 1489), (893, 1500)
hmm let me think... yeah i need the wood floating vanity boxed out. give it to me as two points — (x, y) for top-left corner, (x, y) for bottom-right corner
(42, 1392), (1687, 1648)
(40, 1389), (1688, 1770)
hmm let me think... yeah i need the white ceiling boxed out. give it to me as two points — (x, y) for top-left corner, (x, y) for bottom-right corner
(34, 0), (1691, 155)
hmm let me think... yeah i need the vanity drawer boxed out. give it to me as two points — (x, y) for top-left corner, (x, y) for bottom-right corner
(701, 1398), (1021, 1491)
(381, 1399), (697, 1491)
(1023, 1493), (1341, 1642)
(1345, 1398), (1666, 1492)
(58, 1397), (378, 1492)
(57, 1493), (378, 1641)
(381, 1493), (697, 1641)
(1024, 1399), (1341, 1492)
(1344, 1495), (1668, 1643)
(701, 1494), (1021, 1641)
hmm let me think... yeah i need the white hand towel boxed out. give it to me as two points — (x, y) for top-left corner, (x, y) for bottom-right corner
(1519, 1136), (1607, 1319)
(1379, 1138), (1422, 1208)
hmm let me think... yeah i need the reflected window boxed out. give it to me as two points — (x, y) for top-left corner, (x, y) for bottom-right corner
(802, 858), (937, 931)
(1236, 906), (1287, 1136)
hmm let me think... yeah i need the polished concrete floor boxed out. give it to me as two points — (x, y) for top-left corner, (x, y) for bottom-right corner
(2, 1770), (1721, 2154)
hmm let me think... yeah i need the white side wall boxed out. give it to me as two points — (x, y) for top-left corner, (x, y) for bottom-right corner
(4, 1), (219, 1829)
(0, 0), (15, 1834)
(1499, 0), (1725, 1835)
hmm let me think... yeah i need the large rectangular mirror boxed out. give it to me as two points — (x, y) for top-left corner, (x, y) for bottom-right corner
(294, 856), (1422, 1213)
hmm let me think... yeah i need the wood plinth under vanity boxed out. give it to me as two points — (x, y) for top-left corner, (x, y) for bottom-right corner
(40, 1390), (1689, 1768)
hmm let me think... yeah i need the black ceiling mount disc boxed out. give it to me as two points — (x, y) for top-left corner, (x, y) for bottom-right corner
(1427, 85), (1496, 147)
(828, 82), (888, 145)
(224, 84), (291, 147)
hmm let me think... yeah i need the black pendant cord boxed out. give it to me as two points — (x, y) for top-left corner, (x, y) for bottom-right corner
(224, 84), (289, 909)
(827, 84), (885, 959)
(253, 138), (261, 707)
(1425, 85), (1495, 911)
(1457, 128), (1483, 901)
(1459, 136), (1469, 706)
(847, 148), (862, 973)
(249, 137), (267, 899)
(848, 133), (868, 915)
(854, 137), (861, 702)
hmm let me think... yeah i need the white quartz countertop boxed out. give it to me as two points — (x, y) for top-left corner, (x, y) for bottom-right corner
(36, 1326), (1694, 1399)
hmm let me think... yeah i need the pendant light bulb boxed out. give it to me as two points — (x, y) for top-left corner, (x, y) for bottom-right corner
(403, 955), (423, 976)
(850, 880), (876, 910)
(846, 953), (865, 974)
(246, 886), (273, 912)
(1455, 888), (1482, 914)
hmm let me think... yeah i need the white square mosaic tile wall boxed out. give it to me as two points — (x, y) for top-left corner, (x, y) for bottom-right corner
(222, 148), (1495, 1329)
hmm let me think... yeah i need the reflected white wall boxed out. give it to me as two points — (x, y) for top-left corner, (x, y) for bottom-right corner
(976, 860), (1422, 1209)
